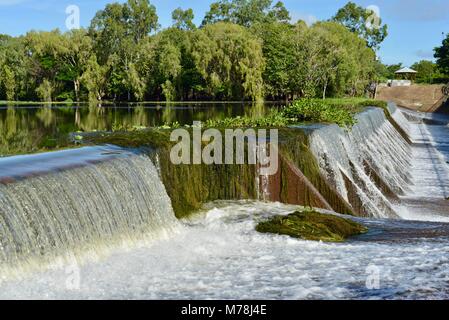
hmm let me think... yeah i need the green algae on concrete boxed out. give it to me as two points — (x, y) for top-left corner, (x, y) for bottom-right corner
(256, 209), (368, 242)
(277, 129), (355, 215)
(85, 129), (258, 219)
(85, 127), (355, 218)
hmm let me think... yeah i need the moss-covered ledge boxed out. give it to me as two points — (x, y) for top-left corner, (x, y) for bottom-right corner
(256, 209), (368, 242)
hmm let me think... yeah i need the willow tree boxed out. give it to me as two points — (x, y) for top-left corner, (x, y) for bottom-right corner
(287, 22), (332, 98)
(35, 79), (54, 102)
(0, 65), (16, 101)
(156, 40), (182, 101)
(0, 36), (31, 100)
(252, 21), (296, 100)
(314, 22), (376, 97)
(285, 21), (376, 99)
(81, 56), (109, 102)
(191, 22), (265, 101)
(140, 29), (184, 101)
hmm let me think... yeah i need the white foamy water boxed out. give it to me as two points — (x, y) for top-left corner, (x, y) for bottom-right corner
(2, 104), (449, 300)
(391, 108), (449, 222)
(0, 201), (448, 300)
(0, 147), (181, 279)
(309, 104), (449, 222)
(309, 107), (411, 218)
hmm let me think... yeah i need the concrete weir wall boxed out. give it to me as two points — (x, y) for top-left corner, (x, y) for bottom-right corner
(157, 105), (411, 219)
(2, 105), (411, 221)
(376, 84), (447, 112)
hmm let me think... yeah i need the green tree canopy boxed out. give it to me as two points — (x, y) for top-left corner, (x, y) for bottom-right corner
(191, 22), (265, 100)
(172, 8), (196, 30)
(412, 60), (437, 83)
(202, 0), (290, 27)
(81, 56), (110, 102)
(435, 34), (449, 75)
(89, 0), (158, 62)
(251, 21), (295, 99)
(332, 2), (388, 50)
(0, 0), (384, 102)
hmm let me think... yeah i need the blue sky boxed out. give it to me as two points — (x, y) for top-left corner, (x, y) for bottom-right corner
(0, 0), (448, 66)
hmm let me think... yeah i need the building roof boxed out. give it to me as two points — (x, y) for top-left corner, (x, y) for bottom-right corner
(395, 67), (418, 74)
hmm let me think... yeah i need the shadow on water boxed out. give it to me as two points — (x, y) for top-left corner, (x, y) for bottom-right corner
(351, 217), (449, 244)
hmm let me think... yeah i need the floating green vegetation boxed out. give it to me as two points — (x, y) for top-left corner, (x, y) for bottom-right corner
(283, 99), (357, 127)
(205, 109), (289, 128)
(256, 209), (368, 242)
(283, 99), (388, 128)
(189, 98), (388, 129)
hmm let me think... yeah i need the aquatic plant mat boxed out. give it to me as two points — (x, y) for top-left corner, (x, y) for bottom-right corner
(256, 210), (368, 242)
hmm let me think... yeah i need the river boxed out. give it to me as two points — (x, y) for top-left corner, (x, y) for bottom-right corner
(0, 104), (449, 299)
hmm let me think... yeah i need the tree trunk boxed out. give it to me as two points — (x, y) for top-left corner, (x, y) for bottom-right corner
(74, 79), (80, 102)
(322, 82), (327, 100)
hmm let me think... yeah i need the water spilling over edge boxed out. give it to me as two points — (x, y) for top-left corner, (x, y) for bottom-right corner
(0, 146), (181, 280)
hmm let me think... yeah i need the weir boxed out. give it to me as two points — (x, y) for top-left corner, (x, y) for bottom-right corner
(1, 103), (446, 280)
(0, 146), (179, 278)
(308, 106), (412, 218)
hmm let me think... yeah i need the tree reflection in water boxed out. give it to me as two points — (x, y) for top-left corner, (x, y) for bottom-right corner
(0, 102), (278, 157)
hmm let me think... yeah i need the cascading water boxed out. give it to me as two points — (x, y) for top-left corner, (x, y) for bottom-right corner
(388, 103), (411, 136)
(309, 107), (412, 218)
(2, 105), (449, 299)
(392, 107), (449, 222)
(0, 146), (180, 280)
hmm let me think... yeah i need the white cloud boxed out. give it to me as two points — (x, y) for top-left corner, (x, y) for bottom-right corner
(415, 50), (435, 59)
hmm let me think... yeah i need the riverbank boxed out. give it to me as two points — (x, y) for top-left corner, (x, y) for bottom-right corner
(376, 84), (448, 112)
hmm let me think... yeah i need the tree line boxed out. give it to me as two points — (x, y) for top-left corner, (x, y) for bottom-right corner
(377, 34), (449, 85)
(0, 0), (389, 103)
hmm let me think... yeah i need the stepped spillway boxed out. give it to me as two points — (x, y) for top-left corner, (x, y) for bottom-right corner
(308, 106), (412, 218)
(392, 108), (449, 222)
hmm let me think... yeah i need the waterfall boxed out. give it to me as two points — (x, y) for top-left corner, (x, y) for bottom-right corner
(309, 107), (412, 218)
(0, 146), (180, 279)
(388, 103), (411, 135)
